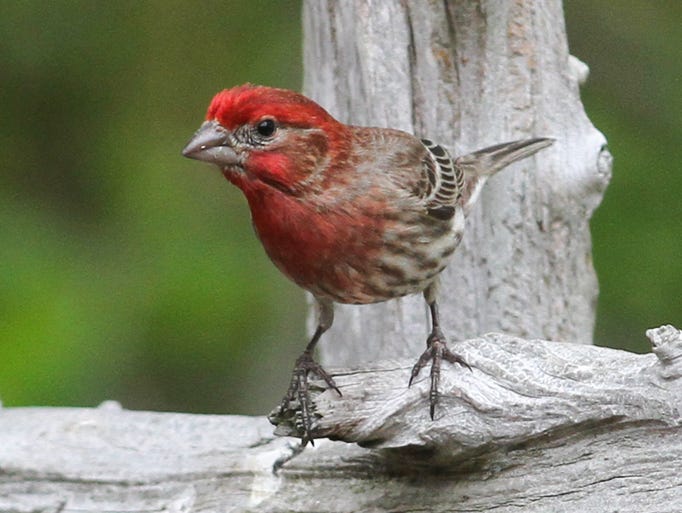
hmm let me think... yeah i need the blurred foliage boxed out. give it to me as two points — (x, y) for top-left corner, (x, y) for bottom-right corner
(0, 1), (679, 414)
(0, 0), (305, 414)
(565, 0), (682, 352)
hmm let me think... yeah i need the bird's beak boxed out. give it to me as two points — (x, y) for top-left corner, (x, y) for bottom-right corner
(182, 120), (239, 167)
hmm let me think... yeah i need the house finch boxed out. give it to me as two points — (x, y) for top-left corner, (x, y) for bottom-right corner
(182, 84), (553, 444)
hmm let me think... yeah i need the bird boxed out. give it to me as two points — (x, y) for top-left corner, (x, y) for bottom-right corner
(182, 84), (553, 444)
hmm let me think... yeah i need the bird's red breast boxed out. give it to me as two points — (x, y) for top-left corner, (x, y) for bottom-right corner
(189, 85), (461, 304)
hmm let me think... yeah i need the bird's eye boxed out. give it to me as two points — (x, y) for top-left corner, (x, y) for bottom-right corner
(255, 118), (277, 137)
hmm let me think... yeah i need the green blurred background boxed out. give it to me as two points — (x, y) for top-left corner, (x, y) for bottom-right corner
(0, 1), (679, 415)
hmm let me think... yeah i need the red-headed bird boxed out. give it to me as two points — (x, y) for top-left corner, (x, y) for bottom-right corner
(183, 84), (553, 444)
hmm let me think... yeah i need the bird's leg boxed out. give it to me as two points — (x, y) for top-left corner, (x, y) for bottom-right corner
(409, 285), (471, 419)
(281, 297), (340, 445)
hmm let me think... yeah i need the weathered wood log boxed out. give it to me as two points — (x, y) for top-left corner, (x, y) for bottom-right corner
(1, 325), (680, 512)
(270, 326), (682, 451)
(303, 0), (611, 371)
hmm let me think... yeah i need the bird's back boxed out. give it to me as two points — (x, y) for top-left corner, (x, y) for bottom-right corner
(249, 126), (464, 304)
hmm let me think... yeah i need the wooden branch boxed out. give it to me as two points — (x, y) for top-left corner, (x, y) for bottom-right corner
(270, 325), (682, 451)
(2, 326), (680, 512)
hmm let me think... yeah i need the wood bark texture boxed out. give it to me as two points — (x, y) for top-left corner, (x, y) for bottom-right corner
(1, 326), (681, 512)
(303, 0), (611, 371)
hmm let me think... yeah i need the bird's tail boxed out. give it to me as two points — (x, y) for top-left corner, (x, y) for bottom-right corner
(456, 137), (554, 213)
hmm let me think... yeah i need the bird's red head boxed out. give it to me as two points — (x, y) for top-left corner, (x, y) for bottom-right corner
(183, 84), (346, 195)
(206, 84), (337, 131)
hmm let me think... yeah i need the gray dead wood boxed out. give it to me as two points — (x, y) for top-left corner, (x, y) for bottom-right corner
(303, 0), (611, 370)
(1, 326), (681, 512)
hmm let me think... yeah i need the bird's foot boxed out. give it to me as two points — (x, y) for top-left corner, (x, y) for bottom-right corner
(279, 350), (341, 446)
(408, 328), (471, 419)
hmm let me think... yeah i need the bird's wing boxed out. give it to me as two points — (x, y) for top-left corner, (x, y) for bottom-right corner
(419, 138), (463, 220)
(349, 128), (464, 221)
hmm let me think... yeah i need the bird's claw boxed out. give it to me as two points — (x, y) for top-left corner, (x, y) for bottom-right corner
(280, 351), (341, 445)
(408, 329), (470, 419)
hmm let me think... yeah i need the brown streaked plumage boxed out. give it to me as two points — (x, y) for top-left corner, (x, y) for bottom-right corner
(183, 84), (554, 444)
